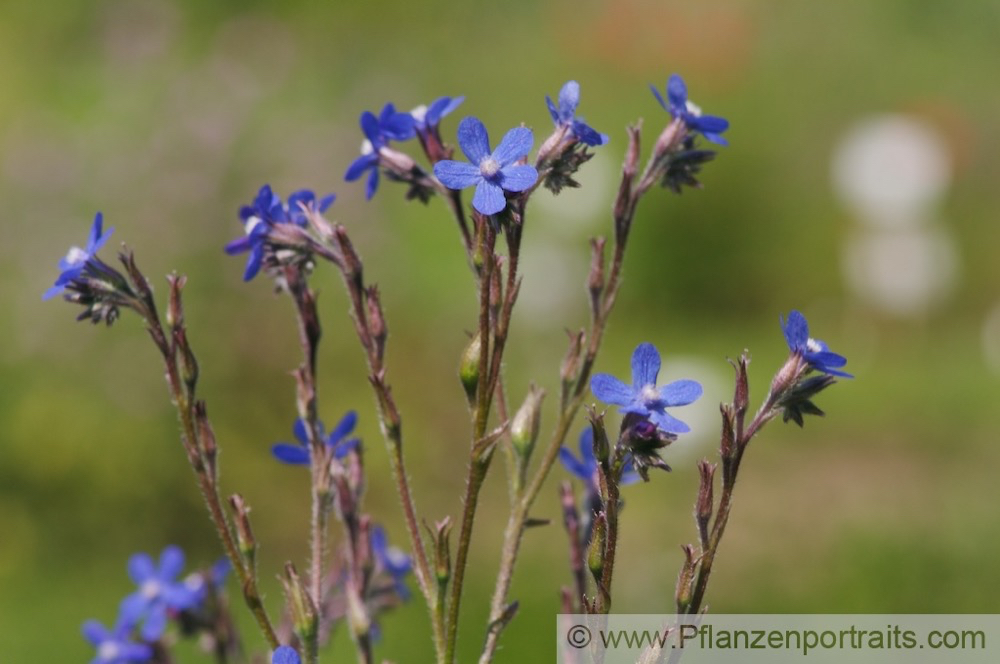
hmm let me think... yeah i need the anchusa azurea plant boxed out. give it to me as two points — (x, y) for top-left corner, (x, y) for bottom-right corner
(47, 73), (851, 663)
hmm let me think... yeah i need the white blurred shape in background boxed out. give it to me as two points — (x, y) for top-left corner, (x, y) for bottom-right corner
(832, 114), (959, 317)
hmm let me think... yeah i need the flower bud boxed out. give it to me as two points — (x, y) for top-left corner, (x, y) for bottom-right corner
(675, 544), (698, 613)
(696, 460), (716, 550)
(281, 563), (317, 644)
(459, 331), (482, 405)
(228, 493), (256, 565)
(510, 385), (545, 461)
(587, 512), (607, 582)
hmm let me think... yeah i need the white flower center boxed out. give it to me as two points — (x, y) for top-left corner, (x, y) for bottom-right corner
(805, 338), (822, 353)
(141, 579), (162, 599)
(410, 105), (427, 124)
(64, 246), (88, 265)
(639, 384), (659, 404)
(245, 216), (263, 235)
(98, 642), (120, 661)
(685, 100), (703, 117)
(479, 156), (500, 178)
(360, 139), (374, 156)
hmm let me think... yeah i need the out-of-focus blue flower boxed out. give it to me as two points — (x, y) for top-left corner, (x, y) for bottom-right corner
(271, 412), (360, 465)
(781, 310), (852, 378)
(224, 185), (334, 281)
(433, 117), (538, 215)
(345, 104), (416, 200)
(371, 525), (412, 601)
(559, 427), (640, 488)
(43, 212), (114, 300)
(546, 80), (608, 147)
(651, 74), (729, 146)
(82, 618), (153, 664)
(412, 96), (464, 135)
(272, 646), (301, 664)
(590, 343), (702, 434)
(119, 546), (203, 641)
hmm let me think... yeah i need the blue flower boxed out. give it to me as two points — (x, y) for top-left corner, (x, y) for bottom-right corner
(224, 185), (334, 281)
(119, 546), (203, 641)
(433, 116), (539, 215)
(546, 80), (608, 147)
(651, 74), (729, 146)
(271, 412), (360, 465)
(781, 310), (852, 378)
(590, 343), (703, 434)
(272, 646), (301, 664)
(559, 427), (640, 488)
(412, 96), (464, 136)
(82, 618), (153, 664)
(345, 103), (416, 200)
(43, 212), (114, 300)
(371, 525), (412, 601)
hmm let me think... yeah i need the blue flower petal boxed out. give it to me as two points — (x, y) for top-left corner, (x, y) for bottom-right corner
(558, 446), (591, 480)
(658, 379), (702, 407)
(243, 245), (264, 281)
(558, 80), (580, 119)
(140, 604), (168, 641)
(82, 620), (109, 645)
(433, 160), (482, 189)
(650, 84), (668, 112)
(293, 418), (311, 445)
(158, 545), (185, 579)
(667, 74), (688, 112)
(545, 95), (560, 124)
(128, 553), (155, 584)
(273, 646), (301, 664)
(118, 592), (147, 626)
(224, 236), (251, 255)
(650, 410), (691, 434)
(327, 411), (357, 445)
(472, 179), (506, 215)
(782, 311), (808, 350)
(491, 127), (534, 167)
(590, 373), (634, 406)
(498, 164), (538, 192)
(359, 111), (382, 145)
(365, 167), (380, 200)
(272, 443), (310, 465)
(382, 111), (416, 141)
(345, 153), (377, 182)
(571, 121), (608, 147)
(630, 342), (661, 389)
(318, 194), (336, 212)
(333, 437), (360, 459)
(457, 117), (491, 164)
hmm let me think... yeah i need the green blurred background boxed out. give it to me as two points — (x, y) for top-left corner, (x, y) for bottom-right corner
(3, 0), (999, 661)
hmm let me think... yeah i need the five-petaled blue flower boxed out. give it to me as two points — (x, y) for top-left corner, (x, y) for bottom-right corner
(345, 103), (416, 200)
(272, 646), (301, 664)
(781, 310), (852, 378)
(119, 545), (203, 641)
(590, 342), (703, 434)
(272, 412), (360, 465)
(651, 74), (729, 146)
(224, 185), (335, 281)
(433, 116), (539, 216)
(559, 427), (640, 489)
(43, 212), (114, 300)
(546, 80), (608, 147)
(371, 525), (412, 601)
(82, 618), (153, 664)
(412, 96), (464, 136)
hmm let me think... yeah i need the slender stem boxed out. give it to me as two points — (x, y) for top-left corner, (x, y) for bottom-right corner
(326, 229), (445, 660)
(139, 295), (279, 648)
(480, 136), (645, 661)
(445, 220), (497, 663)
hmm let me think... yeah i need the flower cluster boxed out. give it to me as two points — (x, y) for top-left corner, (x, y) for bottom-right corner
(271, 412), (360, 466)
(224, 185), (335, 281)
(83, 546), (225, 663)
